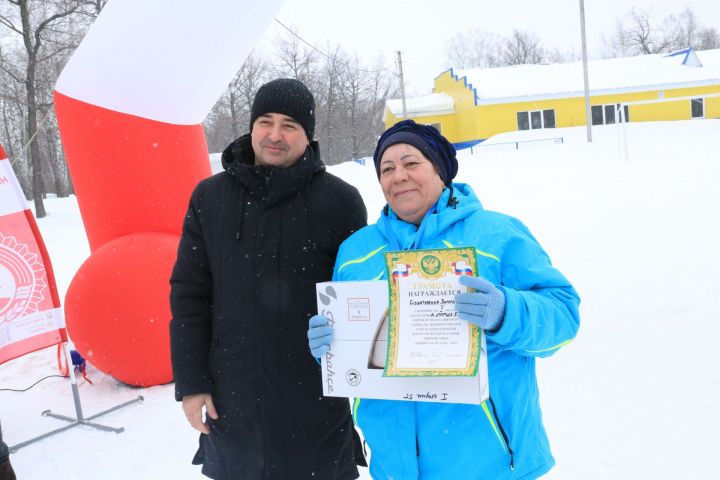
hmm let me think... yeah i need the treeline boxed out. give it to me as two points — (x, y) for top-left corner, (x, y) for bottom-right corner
(204, 25), (397, 166)
(445, 7), (720, 68)
(0, 0), (106, 217)
(0, 2), (396, 217)
(605, 7), (720, 56)
(3, 2), (717, 217)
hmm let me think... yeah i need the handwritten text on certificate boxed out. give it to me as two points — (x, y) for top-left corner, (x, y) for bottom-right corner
(383, 247), (480, 377)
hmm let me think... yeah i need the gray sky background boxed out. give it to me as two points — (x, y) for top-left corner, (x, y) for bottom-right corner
(262, 0), (720, 94)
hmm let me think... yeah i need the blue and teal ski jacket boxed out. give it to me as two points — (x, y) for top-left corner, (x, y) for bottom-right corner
(333, 183), (580, 480)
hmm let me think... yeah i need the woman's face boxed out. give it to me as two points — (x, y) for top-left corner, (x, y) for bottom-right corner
(379, 143), (445, 225)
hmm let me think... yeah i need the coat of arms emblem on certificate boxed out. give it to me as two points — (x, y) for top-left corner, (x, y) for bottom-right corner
(383, 247), (481, 377)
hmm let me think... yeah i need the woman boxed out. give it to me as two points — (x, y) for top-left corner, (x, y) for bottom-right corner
(308, 120), (580, 479)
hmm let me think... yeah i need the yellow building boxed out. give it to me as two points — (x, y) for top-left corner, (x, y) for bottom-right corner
(384, 48), (720, 147)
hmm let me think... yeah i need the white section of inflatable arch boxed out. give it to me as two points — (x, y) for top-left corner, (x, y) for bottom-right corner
(55, 0), (285, 125)
(54, 0), (287, 386)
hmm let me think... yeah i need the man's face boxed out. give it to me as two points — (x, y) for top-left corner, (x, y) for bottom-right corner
(251, 113), (309, 169)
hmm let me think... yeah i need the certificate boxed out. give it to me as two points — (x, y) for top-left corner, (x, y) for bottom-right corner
(315, 280), (489, 404)
(383, 247), (480, 377)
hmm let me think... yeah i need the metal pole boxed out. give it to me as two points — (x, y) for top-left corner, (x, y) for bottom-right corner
(396, 50), (408, 119)
(9, 343), (143, 453)
(620, 104), (630, 161)
(579, 0), (592, 142)
(63, 342), (85, 421)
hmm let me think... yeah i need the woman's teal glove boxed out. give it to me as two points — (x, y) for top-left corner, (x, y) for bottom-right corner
(307, 314), (334, 358)
(454, 275), (506, 332)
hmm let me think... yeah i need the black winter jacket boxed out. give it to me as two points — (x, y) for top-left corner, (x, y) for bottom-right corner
(170, 135), (367, 480)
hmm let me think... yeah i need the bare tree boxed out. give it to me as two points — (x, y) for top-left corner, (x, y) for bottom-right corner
(445, 28), (548, 68)
(0, 48), (24, 152)
(307, 44), (396, 164)
(204, 51), (270, 152)
(202, 105), (232, 154)
(41, 111), (69, 197)
(203, 26), (396, 165)
(697, 27), (720, 50)
(1, 39), (31, 195)
(227, 52), (268, 138)
(314, 44), (346, 162)
(499, 29), (545, 65)
(336, 56), (396, 163)
(604, 7), (719, 57)
(664, 8), (700, 51)
(0, 65), (33, 196)
(0, 0), (93, 217)
(611, 8), (670, 55)
(81, 0), (108, 16)
(271, 27), (319, 85)
(445, 29), (502, 68)
(666, 8), (720, 50)
(544, 46), (571, 64)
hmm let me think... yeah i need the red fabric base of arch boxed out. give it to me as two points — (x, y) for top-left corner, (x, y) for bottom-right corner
(65, 232), (179, 386)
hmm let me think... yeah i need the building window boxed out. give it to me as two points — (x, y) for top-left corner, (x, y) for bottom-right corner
(543, 109), (556, 128)
(517, 112), (529, 130)
(517, 109), (555, 130)
(691, 98), (704, 118)
(591, 104), (630, 125)
(530, 111), (542, 129)
(604, 105), (616, 124)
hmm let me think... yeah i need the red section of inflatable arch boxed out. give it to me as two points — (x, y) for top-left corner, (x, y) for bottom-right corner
(65, 233), (178, 386)
(54, 91), (211, 251)
(55, 92), (212, 386)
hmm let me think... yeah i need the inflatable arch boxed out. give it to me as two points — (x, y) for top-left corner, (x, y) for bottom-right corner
(55, 0), (285, 386)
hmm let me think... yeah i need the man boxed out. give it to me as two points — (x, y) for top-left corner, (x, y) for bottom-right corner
(170, 78), (368, 480)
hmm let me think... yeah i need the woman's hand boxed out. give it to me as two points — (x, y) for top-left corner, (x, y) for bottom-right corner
(454, 275), (506, 332)
(307, 314), (334, 358)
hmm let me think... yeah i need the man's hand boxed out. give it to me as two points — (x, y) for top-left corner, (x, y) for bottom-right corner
(454, 275), (506, 332)
(307, 314), (334, 358)
(182, 393), (218, 434)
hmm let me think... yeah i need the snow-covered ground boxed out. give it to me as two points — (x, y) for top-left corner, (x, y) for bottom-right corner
(2, 119), (719, 479)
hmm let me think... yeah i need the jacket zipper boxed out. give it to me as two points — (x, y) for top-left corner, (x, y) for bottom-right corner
(488, 397), (515, 470)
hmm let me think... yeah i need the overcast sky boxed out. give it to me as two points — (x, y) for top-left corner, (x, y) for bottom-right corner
(261, 0), (720, 95)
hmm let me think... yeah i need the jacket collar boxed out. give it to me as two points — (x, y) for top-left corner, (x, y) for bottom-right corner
(377, 183), (483, 250)
(221, 134), (325, 206)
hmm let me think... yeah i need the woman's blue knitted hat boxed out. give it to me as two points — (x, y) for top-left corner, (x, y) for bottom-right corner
(373, 120), (458, 185)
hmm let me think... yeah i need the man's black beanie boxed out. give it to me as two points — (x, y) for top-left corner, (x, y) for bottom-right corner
(249, 78), (315, 140)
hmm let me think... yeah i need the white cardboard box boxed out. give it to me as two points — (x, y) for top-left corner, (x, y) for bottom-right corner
(316, 280), (489, 404)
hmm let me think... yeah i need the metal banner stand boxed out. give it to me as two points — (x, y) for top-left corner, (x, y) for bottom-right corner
(9, 343), (144, 452)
